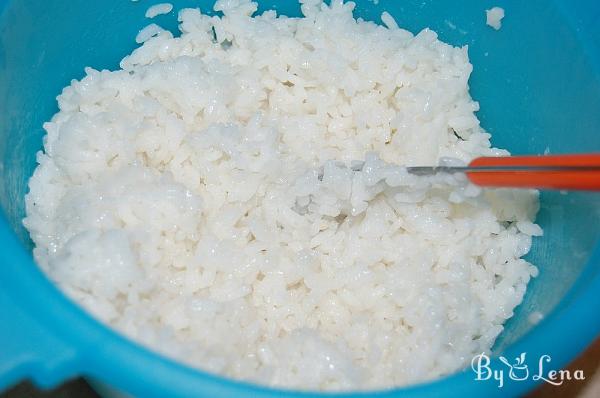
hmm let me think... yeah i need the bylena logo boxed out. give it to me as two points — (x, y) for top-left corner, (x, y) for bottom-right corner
(471, 352), (585, 388)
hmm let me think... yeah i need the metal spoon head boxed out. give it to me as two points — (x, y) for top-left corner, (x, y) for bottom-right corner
(406, 166), (468, 176)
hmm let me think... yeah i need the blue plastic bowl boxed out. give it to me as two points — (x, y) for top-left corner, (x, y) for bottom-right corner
(1, 0), (599, 397)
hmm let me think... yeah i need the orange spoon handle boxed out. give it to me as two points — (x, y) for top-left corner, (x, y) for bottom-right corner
(466, 154), (600, 191)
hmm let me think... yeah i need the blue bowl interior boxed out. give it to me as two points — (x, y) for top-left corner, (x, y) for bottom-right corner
(1, 0), (599, 392)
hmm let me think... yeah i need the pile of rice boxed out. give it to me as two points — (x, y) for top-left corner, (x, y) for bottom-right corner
(23, 0), (541, 391)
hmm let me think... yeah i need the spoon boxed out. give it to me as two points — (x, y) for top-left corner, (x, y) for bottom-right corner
(406, 153), (600, 191)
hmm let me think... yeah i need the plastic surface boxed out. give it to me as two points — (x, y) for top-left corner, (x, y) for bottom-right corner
(466, 154), (600, 190)
(0, 270), (78, 389)
(0, 0), (599, 397)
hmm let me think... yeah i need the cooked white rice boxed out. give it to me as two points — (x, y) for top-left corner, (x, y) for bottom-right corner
(135, 23), (165, 43)
(24, 0), (541, 391)
(145, 3), (174, 19)
(486, 7), (505, 30)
